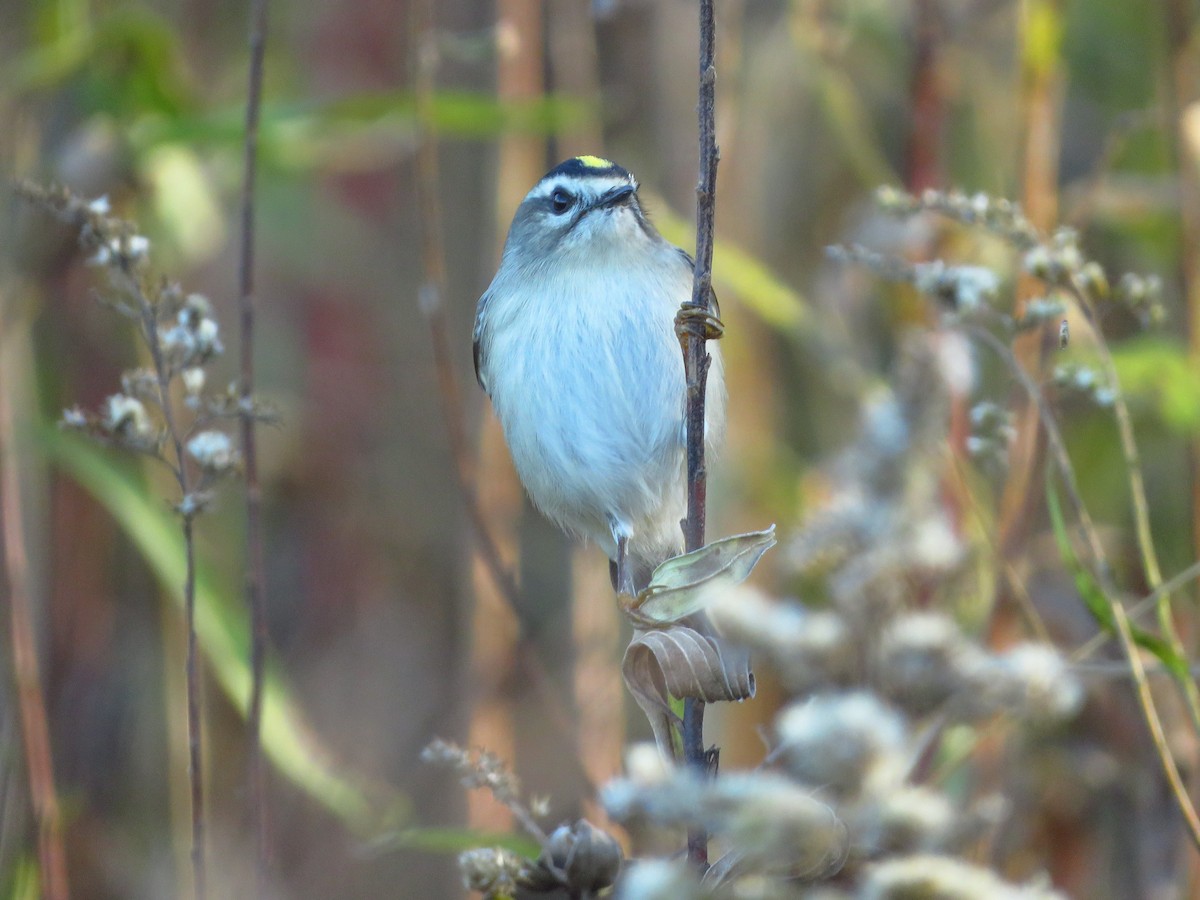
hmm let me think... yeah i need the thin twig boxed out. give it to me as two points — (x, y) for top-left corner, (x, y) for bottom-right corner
(0, 344), (70, 900)
(1161, 0), (1200, 575)
(946, 449), (1053, 645)
(1062, 274), (1200, 735)
(966, 323), (1200, 852)
(127, 270), (207, 898)
(679, 0), (720, 870)
(238, 0), (271, 881)
(1074, 559), (1200, 661)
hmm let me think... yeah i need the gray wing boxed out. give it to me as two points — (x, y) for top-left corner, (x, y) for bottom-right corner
(674, 247), (720, 319)
(472, 292), (489, 393)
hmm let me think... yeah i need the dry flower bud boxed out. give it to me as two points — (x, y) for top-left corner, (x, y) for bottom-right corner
(615, 860), (699, 900)
(857, 786), (956, 855)
(861, 854), (1064, 899)
(776, 693), (907, 795)
(102, 394), (156, 449)
(876, 613), (969, 716)
(457, 846), (526, 898)
(708, 589), (853, 695)
(716, 776), (847, 879)
(624, 743), (672, 786)
(538, 819), (622, 893)
(61, 407), (87, 429)
(121, 367), (159, 400)
(994, 643), (1083, 725)
(182, 367), (206, 398)
(187, 430), (239, 473)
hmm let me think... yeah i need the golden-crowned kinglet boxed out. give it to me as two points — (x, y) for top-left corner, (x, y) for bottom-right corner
(473, 156), (725, 593)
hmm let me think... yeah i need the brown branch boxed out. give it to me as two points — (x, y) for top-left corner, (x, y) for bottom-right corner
(678, 0), (720, 870)
(237, 0), (271, 882)
(0, 356), (70, 900)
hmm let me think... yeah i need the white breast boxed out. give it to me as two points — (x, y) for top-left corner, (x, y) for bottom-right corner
(480, 241), (724, 562)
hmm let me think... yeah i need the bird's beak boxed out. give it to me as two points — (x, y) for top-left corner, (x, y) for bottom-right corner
(594, 184), (635, 210)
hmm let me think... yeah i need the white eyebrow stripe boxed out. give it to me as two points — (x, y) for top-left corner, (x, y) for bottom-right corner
(527, 174), (634, 202)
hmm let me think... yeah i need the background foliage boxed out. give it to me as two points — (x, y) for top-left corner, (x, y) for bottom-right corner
(3, 0), (1200, 896)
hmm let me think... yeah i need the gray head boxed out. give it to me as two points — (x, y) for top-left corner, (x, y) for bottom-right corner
(501, 156), (660, 264)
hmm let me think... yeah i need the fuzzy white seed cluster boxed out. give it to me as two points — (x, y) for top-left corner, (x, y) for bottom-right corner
(186, 431), (240, 474)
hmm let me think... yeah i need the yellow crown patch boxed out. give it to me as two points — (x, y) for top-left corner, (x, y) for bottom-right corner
(575, 155), (615, 169)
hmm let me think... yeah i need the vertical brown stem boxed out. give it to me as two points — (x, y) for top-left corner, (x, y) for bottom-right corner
(238, 0), (271, 882)
(1162, 0), (1200, 583)
(997, 0), (1064, 554)
(680, 0), (720, 870)
(1160, 0), (1200, 883)
(0, 349), (70, 900)
(907, 0), (943, 193)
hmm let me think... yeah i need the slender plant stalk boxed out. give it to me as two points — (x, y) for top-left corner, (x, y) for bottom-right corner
(1063, 276), (1200, 735)
(0, 343), (70, 900)
(997, 0), (1065, 553)
(237, 0), (271, 881)
(679, 0), (720, 870)
(1161, 0), (1200, 572)
(1075, 559), (1200, 661)
(1159, 2), (1200, 883)
(967, 324), (1200, 851)
(127, 281), (207, 897)
(906, 0), (944, 192)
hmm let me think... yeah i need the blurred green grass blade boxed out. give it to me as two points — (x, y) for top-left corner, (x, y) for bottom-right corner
(130, 91), (591, 169)
(1110, 338), (1200, 434)
(8, 9), (194, 116)
(652, 204), (814, 333)
(812, 62), (897, 189)
(40, 426), (401, 832)
(1045, 471), (1186, 677)
(1, 853), (40, 900)
(364, 828), (541, 858)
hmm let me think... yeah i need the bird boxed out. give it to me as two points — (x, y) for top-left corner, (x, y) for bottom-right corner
(473, 155), (725, 595)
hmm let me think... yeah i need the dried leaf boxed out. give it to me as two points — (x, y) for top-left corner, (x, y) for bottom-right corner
(628, 526), (777, 626)
(700, 850), (745, 887)
(622, 624), (756, 758)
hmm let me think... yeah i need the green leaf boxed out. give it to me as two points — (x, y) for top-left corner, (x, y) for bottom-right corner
(1109, 338), (1200, 434)
(39, 426), (402, 833)
(630, 527), (777, 626)
(1044, 472), (1187, 678)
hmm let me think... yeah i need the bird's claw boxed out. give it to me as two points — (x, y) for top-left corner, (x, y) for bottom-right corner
(674, 305), (724, 341)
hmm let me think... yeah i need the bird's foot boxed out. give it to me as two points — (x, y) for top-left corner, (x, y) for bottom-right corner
(674, 304), (724, 342)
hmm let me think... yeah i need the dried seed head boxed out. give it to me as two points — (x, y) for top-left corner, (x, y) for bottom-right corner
(614, 860), (699, 900)
(457, 846), (526, 898)
(875, 613), (971, 716)
(776, 693), (908, 795)
(538, 819), (623, 893)
(861, 854), (1065, 900)
(186, 430), (240, 474)
(102, 394), (157, 450)
(856, 786), (957, 856)
(992, 643), (1083, 725)
(708, 589), (854, 695)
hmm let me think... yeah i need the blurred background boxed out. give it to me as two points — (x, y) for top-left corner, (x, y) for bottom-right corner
(3, 0), (1200, 897)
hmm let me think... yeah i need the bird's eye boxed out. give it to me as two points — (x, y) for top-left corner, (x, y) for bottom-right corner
(550, 188), (573, 214)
